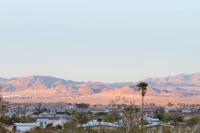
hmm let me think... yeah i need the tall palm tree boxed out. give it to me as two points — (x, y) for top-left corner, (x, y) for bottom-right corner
(137, 82), (148, 131)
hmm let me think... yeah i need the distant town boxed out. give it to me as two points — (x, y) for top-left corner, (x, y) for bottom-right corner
(1, 82), (200, 133)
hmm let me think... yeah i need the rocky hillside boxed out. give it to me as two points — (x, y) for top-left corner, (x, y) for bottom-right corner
(1, 73), (200, 104)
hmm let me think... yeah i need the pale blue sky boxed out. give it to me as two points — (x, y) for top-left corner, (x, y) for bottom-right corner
(0, 0), (200, 82)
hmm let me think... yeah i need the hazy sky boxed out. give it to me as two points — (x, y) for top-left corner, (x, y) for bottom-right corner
(0, 0), (200, 82)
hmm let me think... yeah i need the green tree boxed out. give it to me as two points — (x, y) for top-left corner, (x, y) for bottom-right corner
(74, 112), (89, 125)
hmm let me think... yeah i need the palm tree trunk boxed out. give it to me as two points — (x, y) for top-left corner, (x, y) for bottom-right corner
(141, 96), (144, 132)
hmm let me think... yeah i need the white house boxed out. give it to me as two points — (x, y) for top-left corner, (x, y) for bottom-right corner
(78, 120), (122, 128)
(15, 119), (50, 132)
(15, 118), (67, 132)
(52, 118), (68, 127)
(15, 123), (38, 132)
(144, 117), (161, 128)
(37, 118), (50, 128)
(182, 109), (192, 114)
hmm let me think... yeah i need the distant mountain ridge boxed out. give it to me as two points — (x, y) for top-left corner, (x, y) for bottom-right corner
(1, 73), (200, 104)
(146, 73), (200, 86)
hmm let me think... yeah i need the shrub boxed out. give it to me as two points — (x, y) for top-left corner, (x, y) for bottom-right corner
(186, 117), (200, 126)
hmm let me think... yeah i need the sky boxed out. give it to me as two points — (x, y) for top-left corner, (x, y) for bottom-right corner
(0, 0), (200, 82)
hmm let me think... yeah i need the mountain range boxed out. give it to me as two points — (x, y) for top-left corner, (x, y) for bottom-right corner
(1, 73), (200, 105)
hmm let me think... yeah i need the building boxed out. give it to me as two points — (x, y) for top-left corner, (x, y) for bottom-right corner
(78, 120), (123, 128)
(15, 118), (67, 132)
(15, 123), (38, 132)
